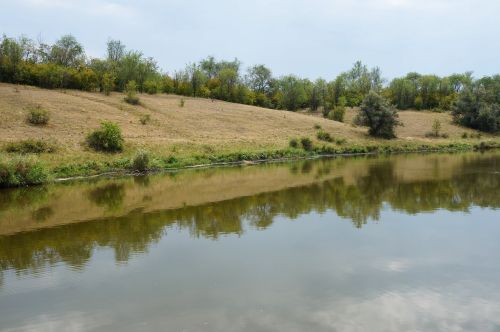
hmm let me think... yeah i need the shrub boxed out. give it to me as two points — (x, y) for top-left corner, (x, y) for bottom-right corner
(289, 138), (299, 148)
(124, 80), (140, 105)
(132, 149), (150, 171)
(328, 106), (345, 122)
(313, 124), (321, 129)
(322, 106), (331, 118)
(317, 130), (333, 142)
(356, 91), (402, 139)
(5, 139), (56, 154)
(425, 119), (442, 138)
(300, 137), (313, 151)
(0, 155), (49, 187)
(179, 98), (185, 107)
(432, 119), (441, 136)
(336, 138), (347, 145)
(462, 132), (468, 139)
(144, 79), (159, 94)
(102, 73), (115, 96)
(26, 106), (50, 125)
(86, 121), (124, 152)
(139, 114), (151, 125)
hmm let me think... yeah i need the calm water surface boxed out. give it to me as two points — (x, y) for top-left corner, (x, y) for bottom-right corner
(0, 152), (499, 331)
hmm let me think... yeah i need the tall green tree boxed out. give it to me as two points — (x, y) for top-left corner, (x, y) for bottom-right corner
(278, 75), (307, 111)
(50, 35), (84, 67)
(246, 64), (272, 94)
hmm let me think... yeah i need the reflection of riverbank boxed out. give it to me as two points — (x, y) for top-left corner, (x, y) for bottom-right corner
(0, 151), (499, 275)
(0, 151), (499, 236)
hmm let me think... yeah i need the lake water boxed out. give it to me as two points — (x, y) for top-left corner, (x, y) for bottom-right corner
(0, 152), (499, 332)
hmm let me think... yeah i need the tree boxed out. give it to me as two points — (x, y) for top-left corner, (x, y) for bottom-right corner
(216, 67), (239, 101)
(309, 79), (327, 112)
(418, 75), (440, 109)
(50, 35), (84, 67)
(0, 35), (23, 81)
(389, 77), (417, 109)
(186, 63), (206, 97)
(452, 86), (500, 133)
(340, 61), (383, 107)
(357, 91), (402, 138)
(246, 64), (272, 94)
(200, 56), (217, 79)
(277, 75), (307, 111)
(107, 39), (125, 62)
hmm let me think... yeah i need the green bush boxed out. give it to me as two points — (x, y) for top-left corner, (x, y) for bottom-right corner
(330, 106), (345, 122)
(86, 121), (124, 152)
(300, 137), (313, 151)
(317, 130), (333, 142)
(289, 138), (299, 148)
(336, 138), (347, 145)
(144, 80), (159, 94)
(313, 124), (321, 129)
(139, 114), (151, 125)
(357, 91), (402, 139)
(124, 80), (140, 105)
(462, 132), (469, 139)
(5, 139), (56, 154)
(26, 106), (50, 125)
(132, 149), (150, 171)
(102, 73), (115, 96)
(0, 155), (49, 187)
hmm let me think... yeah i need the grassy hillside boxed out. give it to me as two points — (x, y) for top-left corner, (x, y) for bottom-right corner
(0, 83), (498, 181)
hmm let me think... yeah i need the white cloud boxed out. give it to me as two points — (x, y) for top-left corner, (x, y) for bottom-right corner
(313, 286), (500, 332)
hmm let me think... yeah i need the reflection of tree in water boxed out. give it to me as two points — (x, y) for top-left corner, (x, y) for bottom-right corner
(133, 175), (150, 187)
(0, 155), (499, 277)
(0, 187), (49, 218)
(32, 206), (54, 222)
(87, 183), (126, 211)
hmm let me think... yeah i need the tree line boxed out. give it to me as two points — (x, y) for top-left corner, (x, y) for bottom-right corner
(1, 33), (499, 133)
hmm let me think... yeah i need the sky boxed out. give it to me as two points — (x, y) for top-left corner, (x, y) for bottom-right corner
(1, 0), (499, 80)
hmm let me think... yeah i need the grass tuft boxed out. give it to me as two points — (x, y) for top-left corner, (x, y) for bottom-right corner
(26, 106), (50, 125)
(132, 149), (150, 171)
(5, 139), (57, 154)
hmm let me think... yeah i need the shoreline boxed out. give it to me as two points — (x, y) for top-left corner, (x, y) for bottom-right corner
(29, 140), (500, 186)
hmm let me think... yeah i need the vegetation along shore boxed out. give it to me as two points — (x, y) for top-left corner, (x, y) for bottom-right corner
(1, 34), (499, 187)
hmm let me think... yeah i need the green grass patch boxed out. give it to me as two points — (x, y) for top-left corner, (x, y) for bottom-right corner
(0, 155), (50, 187)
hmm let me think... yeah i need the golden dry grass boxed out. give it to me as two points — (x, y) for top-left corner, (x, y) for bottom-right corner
(0, 83), (494, 168)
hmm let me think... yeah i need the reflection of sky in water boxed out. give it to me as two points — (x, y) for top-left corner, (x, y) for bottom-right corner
(2, 206), (500, 332)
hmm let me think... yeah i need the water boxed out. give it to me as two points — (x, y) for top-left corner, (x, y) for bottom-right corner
(0, 152), (499, 331)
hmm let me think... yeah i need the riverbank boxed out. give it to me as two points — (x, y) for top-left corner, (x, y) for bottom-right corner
(1, 83), (499, 187)
(2, 140), (499, 187)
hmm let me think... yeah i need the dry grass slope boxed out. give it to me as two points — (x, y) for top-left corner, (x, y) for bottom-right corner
(0, 83), (495, 172)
